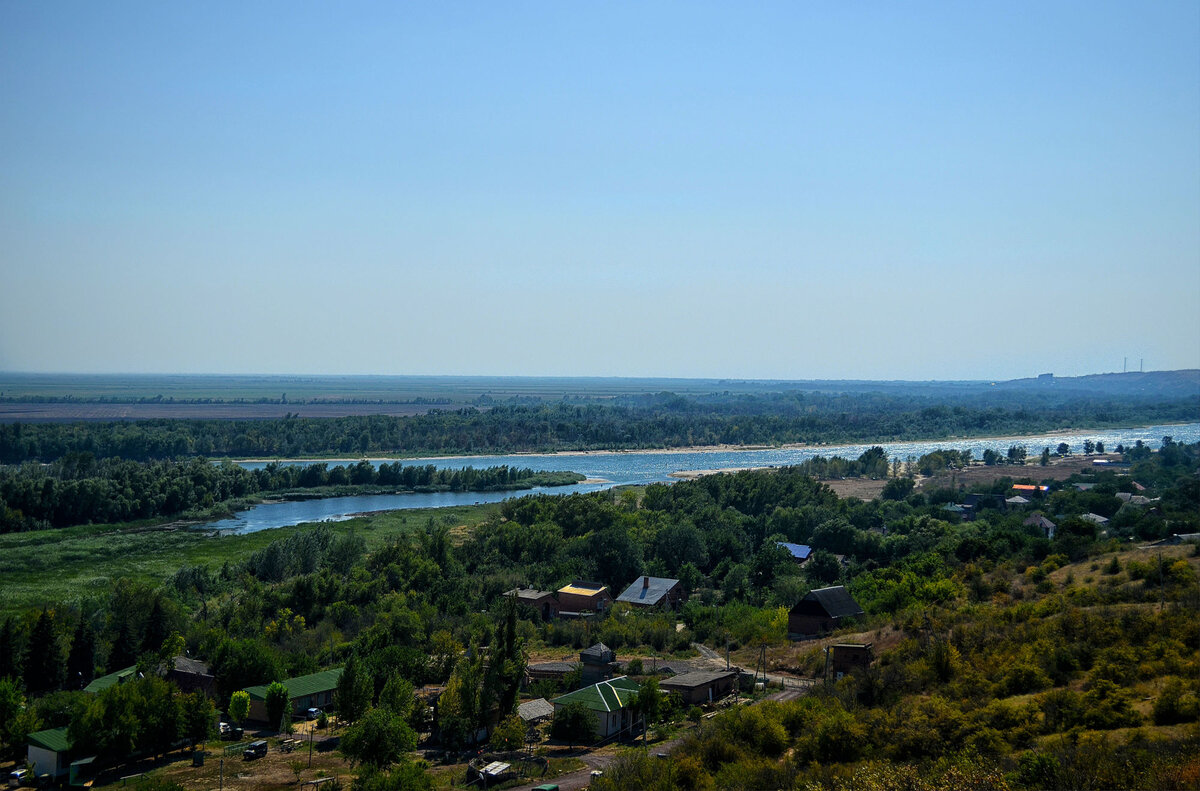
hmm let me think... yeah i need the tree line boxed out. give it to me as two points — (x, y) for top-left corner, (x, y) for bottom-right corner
(0, 455), (581, 532)
(2, 393), (1195, 463)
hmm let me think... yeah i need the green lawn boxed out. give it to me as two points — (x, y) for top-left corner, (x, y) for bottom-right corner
(0, 503), (499, 615)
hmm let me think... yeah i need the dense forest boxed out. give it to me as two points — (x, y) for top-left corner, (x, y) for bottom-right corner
(0, 458), (581, 532)
(0, 443), (1196, 790)
(1, 392), (1197, 463)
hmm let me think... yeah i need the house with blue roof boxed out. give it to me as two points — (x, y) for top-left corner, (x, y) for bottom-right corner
(776, 542), (812, 564)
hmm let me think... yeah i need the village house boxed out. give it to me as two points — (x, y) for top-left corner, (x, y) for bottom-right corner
(776, 542), (813, 565)
(788, 586), (864, 639)
(1024, 513), (1057, 539)
(506, 587), (560, 619)
(615, 576), (683, 609)
(244, 667), (342, 722)
(556, 580), (613, 616)
(830, 643), (873, 680)
(551, 676), (640, 739)
(659, 669), (739, 705)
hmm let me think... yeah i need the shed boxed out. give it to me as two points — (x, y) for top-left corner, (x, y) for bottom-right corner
(658, 670), (738, 705)
(551, 676), (640, 739)
(579, 643), (617, 685)
(616, 576), (683, 609)
(27, 727), (72, 778)
(244, 667), (343, 723)
(525, 661), (579, 688)
(1080, 512), (1109, 526)
(518, 698), (555, 724)
(788, 586), (864, 639)
(830, 643), (874, 679)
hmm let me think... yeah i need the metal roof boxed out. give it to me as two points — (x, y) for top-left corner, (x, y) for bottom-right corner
(518, 698), (555, 722)
(28, 726), (71, 753)
(558, 581), (608, 597)
(776, 542), (812, 561)
(796, 586), (864, 619)
(83, 665), (136, 694)
(552, 676), (640, 713)
(245, 667), (343, 701)
(659, 670), (737, 690)
(615, 577), (680, 606)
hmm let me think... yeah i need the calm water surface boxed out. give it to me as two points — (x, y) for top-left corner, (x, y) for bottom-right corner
(202, 422), (1200, 534)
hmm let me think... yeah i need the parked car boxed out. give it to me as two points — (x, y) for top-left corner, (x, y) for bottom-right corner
(243, 740), (267, 760)
(306, 707), (322, 720)
(8, 769), (31, 788)
(222, 725), (244, 741)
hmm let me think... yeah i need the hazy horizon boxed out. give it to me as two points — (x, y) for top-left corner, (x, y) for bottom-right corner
(3, 3), (1198, 381)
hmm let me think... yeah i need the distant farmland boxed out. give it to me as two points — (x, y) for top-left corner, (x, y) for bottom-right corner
(0, 401), (440, 423)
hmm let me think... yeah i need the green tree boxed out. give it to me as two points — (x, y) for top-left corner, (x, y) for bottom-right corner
(25, 610), (65, 694)
(336, 654), (373, 723)
(1040, 447), (1051, 466)
(490, 714), (525, 752)
(634, 677), (664, 725)
(228, 690), (251, 726)
(340, 707), (416, 769)
(551, 700), (597, 748)
(0, 677), (24, 758)
(265, 681), (290, 731)
(179, 692), (215, 747)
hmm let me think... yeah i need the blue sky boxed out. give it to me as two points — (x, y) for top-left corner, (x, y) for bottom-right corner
(2, 1), (1198, 380)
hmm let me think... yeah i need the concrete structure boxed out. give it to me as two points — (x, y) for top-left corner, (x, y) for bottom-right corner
(551, 676), (640, 739)
(830, 643), (874, 680)
(659, 670), (738, 705)
(788, 586), (864, 639)
(27, 727), (72, 779)
(615, 576), (683, 609)
(244, 668), (343, 723)
(556, 581), (612, 615)
(507, 587), (559, 620)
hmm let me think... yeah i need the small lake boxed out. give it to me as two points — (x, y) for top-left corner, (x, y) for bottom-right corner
(201, 422), (1200, 534)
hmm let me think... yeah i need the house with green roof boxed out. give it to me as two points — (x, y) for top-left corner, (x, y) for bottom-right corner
(83, 664), (137, 694)
(27, 726), (72, 779)
(243, 667), (343, 722)
(551, 676), (640, 738)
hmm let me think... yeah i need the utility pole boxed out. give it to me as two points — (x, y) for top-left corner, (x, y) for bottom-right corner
(308, 723), (314, 767)
(219, 757), (224, 791)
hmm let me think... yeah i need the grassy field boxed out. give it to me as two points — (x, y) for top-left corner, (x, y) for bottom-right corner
(0, 372), (804, 404)
(0, 503), (500, 615)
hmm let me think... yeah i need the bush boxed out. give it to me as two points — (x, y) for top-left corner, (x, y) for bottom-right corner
(1153, 678), (1200, 725)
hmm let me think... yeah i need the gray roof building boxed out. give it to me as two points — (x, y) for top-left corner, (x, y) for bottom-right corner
(615, 576), (683, 608)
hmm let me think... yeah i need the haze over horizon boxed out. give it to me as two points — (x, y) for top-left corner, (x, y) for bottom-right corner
(3, 2), (1198, 381)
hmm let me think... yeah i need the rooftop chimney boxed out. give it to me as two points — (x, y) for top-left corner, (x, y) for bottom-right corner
(643, 576), (650, 588)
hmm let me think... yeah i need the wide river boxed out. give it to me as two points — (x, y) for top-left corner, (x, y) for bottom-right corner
(201, 422), (1200, 534)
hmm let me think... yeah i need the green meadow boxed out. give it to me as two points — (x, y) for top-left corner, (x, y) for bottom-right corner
(0, 503), (499, 615)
